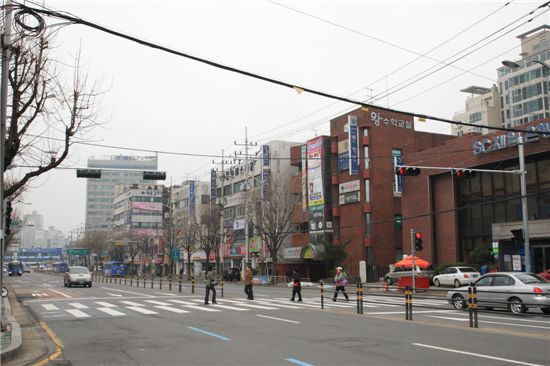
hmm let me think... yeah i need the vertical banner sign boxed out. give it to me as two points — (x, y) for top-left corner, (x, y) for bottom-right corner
(301, 145), (308, 211)
(348, 115), (359, 175)
(262, 145), (270, 167)
(262, 169), (270, 200)
(210, 170), (217, 205)
(393, 156), (403, 193)
(307, 137), (324, 207)
(189, 180), (196, 215)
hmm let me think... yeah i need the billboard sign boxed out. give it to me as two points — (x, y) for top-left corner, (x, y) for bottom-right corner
(338, 139), (349, 171)
(262, 145), (270, 167)
(210, 170), (217, 204)
(307, 137), (324, 207)
(348, 115), (359, 175)
(189, 181), (195, 215)
(301, 145), (308, 211)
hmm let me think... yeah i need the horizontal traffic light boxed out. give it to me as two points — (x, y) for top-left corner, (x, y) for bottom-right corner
(453, 169), (476, 178)
(76, 169), (102, 178)
(395, 166), (421, 176)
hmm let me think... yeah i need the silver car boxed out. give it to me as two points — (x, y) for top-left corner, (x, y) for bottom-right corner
(384, 266), (434, 286)
(433, 266), (480, 288)
(447, 272), (550, 315)
(64, 266), (92, 288)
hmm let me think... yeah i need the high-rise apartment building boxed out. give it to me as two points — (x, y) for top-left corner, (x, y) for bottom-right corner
(498, 25), (550, 128)
(452, 85), (501, 135)
(85, 155), (158, 232)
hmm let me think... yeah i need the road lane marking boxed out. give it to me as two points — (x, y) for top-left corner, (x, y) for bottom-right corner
(181, 305), (220, 312)
(210, 304), (249, 311)
(286, 358), (314, 366)
(256, 314), (300, 324)
(69, 303), (89, 309)
(106, 292), (123, 297)
(219, 299), (279, 309)
(412, 343), (544, 366)
(155, 306), (190, 314)
(97, 307), (126, 316)
(34, 321), (64, 366)
(66, 309), (90, 318)
(187, 326), (230, 341)
(367, 310), (452, 315)
(145, 300), (171, 306)
(451, 312), (550, 324)
(101, 287), (155, 297)
(255, 301), (301, 309)
(95, 301), (117, 308)
(155, 292), (176, 296)
(126, 306), (158, 315)
(50, 289), (72, 298)
(424, 315), (550, 329)
(42, 304), (59, 311)
(168, 300), (195, 305)
(120, 301), (146, 307)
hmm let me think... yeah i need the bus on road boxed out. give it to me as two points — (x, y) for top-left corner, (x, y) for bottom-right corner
(104, 261), (126, 277)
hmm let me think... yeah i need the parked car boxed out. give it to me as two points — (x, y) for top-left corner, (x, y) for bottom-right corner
(433, 266), (480, 288)
(223, 268), (241, 282)
(537, 269), (550, 281)
(384, 265), (434, 286)
(64, 266), (92, 288)
(447, 272), (550, 315)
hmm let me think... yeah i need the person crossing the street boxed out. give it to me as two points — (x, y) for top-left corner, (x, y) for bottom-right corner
(204, 266), (217, 305)
(290, 269), (302, 302)
(332, 266), (349, 302)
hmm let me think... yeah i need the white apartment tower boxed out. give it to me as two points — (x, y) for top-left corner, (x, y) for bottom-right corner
(452, 85), (501, 135)
(498, 25), (550, 128)
(85, 155), (158, 232)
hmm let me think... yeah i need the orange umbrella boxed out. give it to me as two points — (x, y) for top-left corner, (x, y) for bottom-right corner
(393, 255), (431, 269)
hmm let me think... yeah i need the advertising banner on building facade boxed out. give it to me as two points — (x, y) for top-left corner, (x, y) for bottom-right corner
(132, 202), (162, 212)
(189, 181), (195, 215)
(262, 145), (270, 167)
(338, 139), (349, 171)
(249, 236), (261, 253)
(262, 169), (270, 199)
(307, 137), (324, 208)
(348, 115), (359, 176)
(301, 145), (308, 211)
(210, 170), (217, 204)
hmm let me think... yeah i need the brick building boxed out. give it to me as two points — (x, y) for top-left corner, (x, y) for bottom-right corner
(404, 119), (550, 274)
(284, 107), (454, 280)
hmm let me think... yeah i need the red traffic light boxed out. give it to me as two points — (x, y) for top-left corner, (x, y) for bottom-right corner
(415, 232), (422, 239)
(453, 169), (476, 178)
(395, 166), (421, 176)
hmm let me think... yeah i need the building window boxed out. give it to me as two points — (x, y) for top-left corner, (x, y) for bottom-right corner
(364, 179), (371, 202)
(364, 146), (369, 169)
(469, 112), (482, 123)
(364, 213), (371, 237)
(363, 128), (369, 137)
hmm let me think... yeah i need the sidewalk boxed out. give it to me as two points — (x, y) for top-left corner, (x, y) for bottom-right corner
(1, 284), (52, 365)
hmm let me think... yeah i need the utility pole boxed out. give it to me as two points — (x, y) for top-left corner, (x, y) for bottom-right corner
(410, 229), (415, 291)
(234, 127), (257, 269)
(518, 135), (531, 272)
(212, 149), (229, 272)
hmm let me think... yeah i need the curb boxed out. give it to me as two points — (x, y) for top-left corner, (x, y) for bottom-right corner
(1, 294), (22, 361)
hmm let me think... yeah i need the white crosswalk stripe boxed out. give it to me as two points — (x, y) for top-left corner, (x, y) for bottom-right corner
(154, 306), (190, 314)
(219, 299), (279, 310)
(97, 307), (126, 316)
(69, 302), (89, 309)
(126, 306), (158, 315)
(120, 301), (146, 307)
(145, 300), (171, 306)
(95, 301), (118, 308)
(66, 309), (90, 318)
(42, 304), (59, 311)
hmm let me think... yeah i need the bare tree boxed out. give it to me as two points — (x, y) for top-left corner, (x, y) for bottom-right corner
(161, 212), (179, 276)
(250, 175), (295, 277)
(3, 26), (103, 199)
(197, 205), (221, 276)
(178, 214), (198, 280)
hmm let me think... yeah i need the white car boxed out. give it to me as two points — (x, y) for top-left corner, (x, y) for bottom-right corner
(64, 266), (92, 288)
(433, 266), (480, 287)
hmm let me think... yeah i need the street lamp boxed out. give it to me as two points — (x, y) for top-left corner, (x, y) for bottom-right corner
(501, 60), (520, 69)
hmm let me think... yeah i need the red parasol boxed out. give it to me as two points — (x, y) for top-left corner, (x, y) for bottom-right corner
(393, 255), (431, 269)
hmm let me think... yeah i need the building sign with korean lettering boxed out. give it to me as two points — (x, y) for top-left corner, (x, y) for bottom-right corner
(370, 111), (413, 129)
(210, 170), (217, 204)
(189, 181), (195, 215)
(307, 137), (324, 207)
(348, 116), (359, 175)
(472, 122), (550, 155)
(301, 145), (308, 211)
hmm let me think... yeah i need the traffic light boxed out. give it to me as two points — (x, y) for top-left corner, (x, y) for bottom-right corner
(394, 166), (421, 176)
(5, 200), (13, 236)
(453, 169), (476, 178)
(143, 171), (166, 180)
(76, 169), (102, 178)
(415, 232), (423, 251)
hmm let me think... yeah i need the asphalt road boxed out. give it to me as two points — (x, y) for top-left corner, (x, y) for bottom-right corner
(8, 272), (550, 366)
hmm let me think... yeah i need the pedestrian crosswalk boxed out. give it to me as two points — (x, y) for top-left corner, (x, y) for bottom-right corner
(32, 294), (450, 321)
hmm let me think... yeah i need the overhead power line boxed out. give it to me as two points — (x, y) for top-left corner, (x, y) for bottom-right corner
(9, 2), (550, 137)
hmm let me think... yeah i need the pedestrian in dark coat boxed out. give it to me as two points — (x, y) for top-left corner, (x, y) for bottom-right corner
(244, 266), (254, 300)
(204, 266), (217, 305)
(290, 269), (302, 302)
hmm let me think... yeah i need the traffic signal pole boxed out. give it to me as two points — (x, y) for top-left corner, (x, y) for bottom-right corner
(410, 229), (415, 291)
(518, 135), (531, 272)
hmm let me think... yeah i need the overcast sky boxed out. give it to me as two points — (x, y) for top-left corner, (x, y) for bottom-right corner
(16, 0), (548, 235)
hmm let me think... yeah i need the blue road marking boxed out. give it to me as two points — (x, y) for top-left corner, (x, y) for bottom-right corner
(286, 358), (314, 366)
(187, 326), (230, 341)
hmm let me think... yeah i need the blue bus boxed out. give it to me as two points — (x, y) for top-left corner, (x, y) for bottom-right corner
(52, 262), (69, 273)
(104, 261), (126, 277)
(8, 261), (23, 276)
